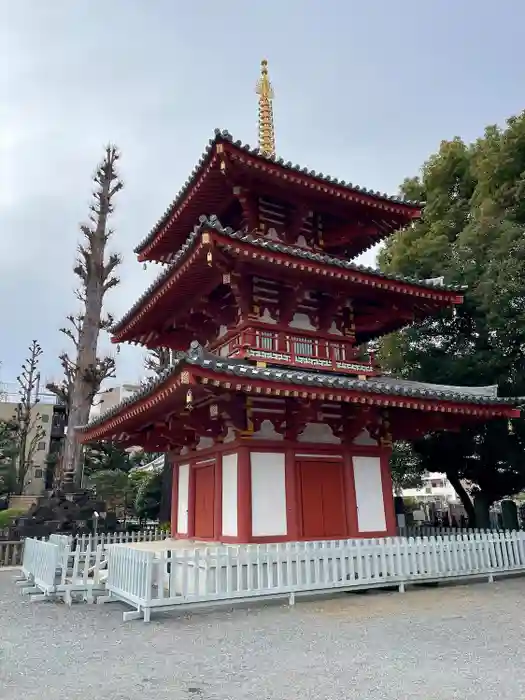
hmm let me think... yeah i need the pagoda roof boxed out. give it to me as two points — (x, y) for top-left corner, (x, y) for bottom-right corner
(134, 130), (422, 262)
(77, 342), (520, 442)
(112, 216), (463, 342)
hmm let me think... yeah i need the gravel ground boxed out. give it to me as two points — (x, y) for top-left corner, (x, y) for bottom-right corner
(1, 571), (524, 700)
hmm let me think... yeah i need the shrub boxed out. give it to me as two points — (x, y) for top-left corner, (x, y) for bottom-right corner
(0, 508), (27, 529)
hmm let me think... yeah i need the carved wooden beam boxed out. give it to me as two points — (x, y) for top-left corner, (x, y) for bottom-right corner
(232, 186), (259, 231)
(317, 291), (346, 332)
(282, 397), (317, 440)
(342, 406), (376, 444)
(229, 272), (254, 321)
(324, 221), (379, 248)
(279, 283), (307, 325)
(341, 301), (356, 343)
(145, 328), (195, 350)
(284, 203), (310, 244)
(218, 393), (253, 435)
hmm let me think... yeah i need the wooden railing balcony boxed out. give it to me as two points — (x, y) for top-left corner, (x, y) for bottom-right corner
(211, 326), (378, 376)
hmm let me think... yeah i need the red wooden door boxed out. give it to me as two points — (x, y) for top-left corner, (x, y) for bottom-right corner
(193, 464), (215, 539)
(299, 461), (346, 539)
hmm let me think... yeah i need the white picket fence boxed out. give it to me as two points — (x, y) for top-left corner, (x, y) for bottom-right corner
(18, 537), (109, 604)
(19, 538), (61, 598)
(66, 529), (167, 552)
(396, 526), (513, 538)
(100, 531), (525, 622)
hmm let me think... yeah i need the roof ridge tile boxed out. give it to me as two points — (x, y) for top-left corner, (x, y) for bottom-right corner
(78, 343), (520, 434)
(114, 216), (463, 336)
(135, 130), (422, 255)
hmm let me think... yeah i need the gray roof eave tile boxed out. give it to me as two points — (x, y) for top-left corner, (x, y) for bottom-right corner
(113, 216), (463, 335)
(77, 342), (519, 434)
(134, 130), (422, 255)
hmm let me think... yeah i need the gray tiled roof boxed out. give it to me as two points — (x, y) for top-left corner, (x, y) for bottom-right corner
(112, 215), (463, 335)
(78, 341), (519, 433)
(134, 129), (422, 255)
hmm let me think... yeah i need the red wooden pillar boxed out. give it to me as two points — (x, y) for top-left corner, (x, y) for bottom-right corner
(214, 453), (223, 541)
(237, 445), (252, 543)
(284, 449), (299, 540)
(343, 449), (358, 538)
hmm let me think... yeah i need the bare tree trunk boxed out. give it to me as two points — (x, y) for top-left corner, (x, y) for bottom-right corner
(13, 341), (44, 495)
(61, 147), (122, 487)
(446, 470), (476, 525)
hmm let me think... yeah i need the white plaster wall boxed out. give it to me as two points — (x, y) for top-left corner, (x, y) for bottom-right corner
(221, 453), (238, 537)
(297, 422), (341, 444)
(353, 429), (378, 446)
(266, 227), (281, 241)
(328, 321), (342, 336)
(223, 426), (236, 443)
(258, 308), (278, 324)
(196, 436), (214, 450)
(251, 419), (284, 441)
(289, 312), (316, 330)
(250, 452), (287, 537)
(352, 456), (387, 533)
(177, 463), (190, 534)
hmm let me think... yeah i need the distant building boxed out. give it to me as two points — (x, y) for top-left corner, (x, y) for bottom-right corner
(402, 472), (461, 508)
(0, 381), (67, 498)
(129, 454), (164, 474)
(90, 384), (141, 420)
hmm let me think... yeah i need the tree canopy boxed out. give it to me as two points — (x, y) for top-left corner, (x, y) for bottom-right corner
(0, 341), (46, 496)
(379, 113), (525, 520)
(84, 441), (163, 520)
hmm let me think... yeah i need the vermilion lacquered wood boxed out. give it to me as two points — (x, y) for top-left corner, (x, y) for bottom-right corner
(193, 463), (215, 539)
(297, 460), (346, 539)
(237, 446), (252, 542)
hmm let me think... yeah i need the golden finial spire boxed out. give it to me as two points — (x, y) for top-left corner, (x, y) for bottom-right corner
(255, 59), (275, 157)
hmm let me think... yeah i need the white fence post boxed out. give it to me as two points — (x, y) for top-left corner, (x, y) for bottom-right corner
(98, 530), (525, 622)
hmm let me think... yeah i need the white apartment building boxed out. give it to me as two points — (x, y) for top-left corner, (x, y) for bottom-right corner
(0, 382), (59, 497)
(402, 472), (461, 507)
(90, 383), (141, 420)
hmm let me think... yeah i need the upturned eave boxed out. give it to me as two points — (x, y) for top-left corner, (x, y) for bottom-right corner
(135, 130), (422, 262)
(112, 216), (463, 345)
(77, 344), (520, 444)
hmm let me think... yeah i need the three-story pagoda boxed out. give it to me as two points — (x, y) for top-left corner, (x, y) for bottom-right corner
(78, 62), (520, 543)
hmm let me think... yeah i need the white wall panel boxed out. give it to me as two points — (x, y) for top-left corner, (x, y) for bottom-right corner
(221, 453), (238, 537)
(250, 452), (287, 537)
(352, 456), (386, 533)
(177, 463), (190, 534)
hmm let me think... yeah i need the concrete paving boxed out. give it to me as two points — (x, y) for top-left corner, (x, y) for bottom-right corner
(1, 570), (524, 699)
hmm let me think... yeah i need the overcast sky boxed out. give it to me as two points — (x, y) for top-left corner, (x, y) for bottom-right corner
(1, 0), (524, 389)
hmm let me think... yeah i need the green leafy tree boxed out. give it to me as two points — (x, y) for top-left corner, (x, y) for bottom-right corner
(83, 441), (134, 478)
(83, 442), (161, 518)
(390, 442), (425, 495)
(142, 347), (173, 522)
(0, 342), (46, 496)
(90, 469), (128, 513)
(135, 471), (163, 522)
(126, 470), (150, 516)
(379, 115), (525, 522)
(0, 419), (18, 496)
